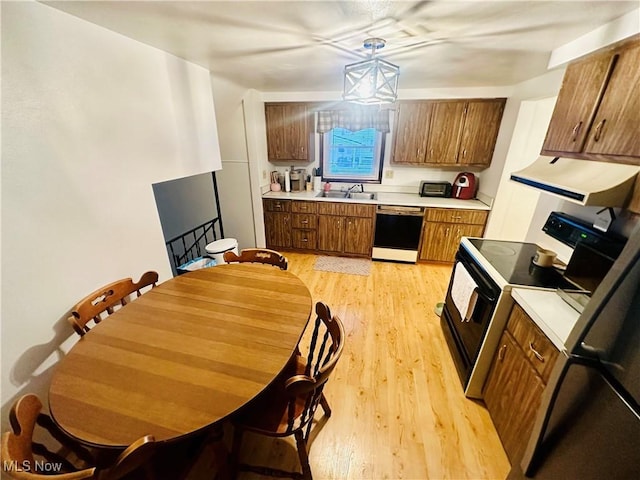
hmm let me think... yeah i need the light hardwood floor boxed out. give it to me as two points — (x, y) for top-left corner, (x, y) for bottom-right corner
(188, 252), (510, 479)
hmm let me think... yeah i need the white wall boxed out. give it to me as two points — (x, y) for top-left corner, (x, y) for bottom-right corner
(1, 2), (222, 408)
(209, 76), (258, 250)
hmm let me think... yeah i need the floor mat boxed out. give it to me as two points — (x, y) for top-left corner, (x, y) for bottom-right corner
(313, 256), (371, 276)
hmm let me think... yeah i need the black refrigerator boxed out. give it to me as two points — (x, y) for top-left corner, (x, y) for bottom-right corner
(511, 226), (640, 479)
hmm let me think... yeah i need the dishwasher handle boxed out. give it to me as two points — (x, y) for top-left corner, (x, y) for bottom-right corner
(376, 205), (425, 216)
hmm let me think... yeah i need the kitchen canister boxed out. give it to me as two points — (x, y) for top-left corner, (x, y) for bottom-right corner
(270, 171), (281, 191)
(313, 176), (322, 191)
(284, 170), (291, 192)
(533, 248), (557, 268)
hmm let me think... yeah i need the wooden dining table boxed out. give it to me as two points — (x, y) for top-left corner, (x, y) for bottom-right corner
(49, 263), (312, 454)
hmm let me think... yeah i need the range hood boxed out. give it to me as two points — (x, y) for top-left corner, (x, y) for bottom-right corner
(510, 156), (640, 207)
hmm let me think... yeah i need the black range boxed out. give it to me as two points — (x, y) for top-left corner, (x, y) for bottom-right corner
(466, 238), (576, 290)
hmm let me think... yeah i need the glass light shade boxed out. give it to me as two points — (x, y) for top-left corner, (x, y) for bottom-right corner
(343, 57), (400, 105)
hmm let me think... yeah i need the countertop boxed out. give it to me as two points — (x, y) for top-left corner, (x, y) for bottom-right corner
(262, 190), (491, 210)
(511, 288), (581, 353)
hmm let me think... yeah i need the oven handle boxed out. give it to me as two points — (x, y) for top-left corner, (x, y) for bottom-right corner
(456, 258), (498, 303)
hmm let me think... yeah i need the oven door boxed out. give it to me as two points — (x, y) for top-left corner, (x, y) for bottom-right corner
(441, 246), (500, 387)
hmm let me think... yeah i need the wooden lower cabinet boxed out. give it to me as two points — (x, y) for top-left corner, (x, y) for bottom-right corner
(343, 217), (373, 255)
(264, 211), (291, 249)
(483, 304), (560, 465)
(419, 208), (488, 262)
(317, 215), (342, 253)
(264, 199), (374, 257)
(263, 199), (292, 249)
(317, 202), (375, 257)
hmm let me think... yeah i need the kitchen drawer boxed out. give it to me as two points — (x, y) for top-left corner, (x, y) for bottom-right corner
(292, 213), (317, 229)
(263, 199), (291, 212)
(291, 201), (317, 213)
(343, 203), (375, 218)
(507, 304), (560, 383)
(292, 229), (317, 249)
(317, 202), (345, 216)
(426, 208), (488, 225)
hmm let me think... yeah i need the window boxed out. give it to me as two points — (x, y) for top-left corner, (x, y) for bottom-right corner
(322, 128), (384, 183)
(317, 108), (389, 184)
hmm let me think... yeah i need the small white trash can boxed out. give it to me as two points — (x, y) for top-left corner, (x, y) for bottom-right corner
(205, 238), (238, 265)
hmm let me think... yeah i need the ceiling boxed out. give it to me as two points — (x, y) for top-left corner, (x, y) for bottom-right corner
(44, 1), (639, 92)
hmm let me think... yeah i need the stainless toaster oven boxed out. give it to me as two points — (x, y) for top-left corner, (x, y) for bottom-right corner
(419, 181), (452, 197)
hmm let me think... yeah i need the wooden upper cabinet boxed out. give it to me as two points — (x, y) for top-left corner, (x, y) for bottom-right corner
(583, 41), (640, 158)
(426, 101), (466, 165)
(542, 53), (613, 154)
(542, 36), (640, 162)
(265, 103), (313, 162)
(459, 99), (506, 166)
(391, 98), (505, 168)
(391, 102), (432, 164)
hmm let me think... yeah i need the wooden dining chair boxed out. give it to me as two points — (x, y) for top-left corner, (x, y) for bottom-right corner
(230, 301), (345, 480)
(223, 248), (288, 270)
(1, 394), (156, 480)
(68, 271), (159, 337)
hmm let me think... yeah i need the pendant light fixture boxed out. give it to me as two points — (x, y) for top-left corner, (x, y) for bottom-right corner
(343, 38), (400, 105)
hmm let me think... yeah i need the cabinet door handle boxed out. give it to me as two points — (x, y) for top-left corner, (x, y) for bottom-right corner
(445, 227), (450, 236)
(571, 121), (583, 141)
(451, 215), (462, 220)
(498, 344), (507, 361)
(529, 342), (545, 362)
(593, 120), (606, 142)
(462, 149), (467, 158)
(301, 220), (309, 224)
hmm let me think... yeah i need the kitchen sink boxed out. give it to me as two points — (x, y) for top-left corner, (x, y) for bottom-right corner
(315, 191), (378, 200)
(316, 191), (348, 198)
(347, 192), (377, 200)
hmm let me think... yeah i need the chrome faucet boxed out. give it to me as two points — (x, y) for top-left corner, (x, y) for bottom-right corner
(347, 183), (364, 194)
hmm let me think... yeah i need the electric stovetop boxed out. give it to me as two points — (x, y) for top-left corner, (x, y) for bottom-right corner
(466, 238), (576, 289)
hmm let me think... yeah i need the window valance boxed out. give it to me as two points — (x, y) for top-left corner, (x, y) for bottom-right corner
(316, 108), (391, 133)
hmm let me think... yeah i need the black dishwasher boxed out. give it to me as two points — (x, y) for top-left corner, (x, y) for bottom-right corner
(372, 205), (425, 263)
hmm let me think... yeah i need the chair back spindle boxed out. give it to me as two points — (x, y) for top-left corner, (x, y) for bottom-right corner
(231, 301), (344, 479)
(223, 248), (288, 270)
(68, 271), (158, 336)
